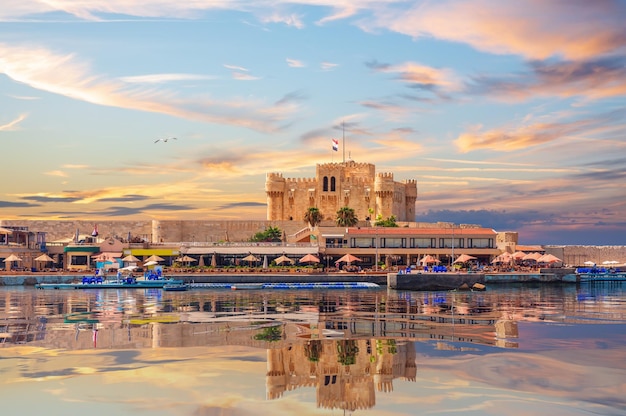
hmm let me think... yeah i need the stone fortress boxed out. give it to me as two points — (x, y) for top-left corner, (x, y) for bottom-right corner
(265, 161), (417, 222)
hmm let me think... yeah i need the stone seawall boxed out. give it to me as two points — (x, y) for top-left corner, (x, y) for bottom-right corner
(0, 273), (389, 286)
(389, 270), (578, 291)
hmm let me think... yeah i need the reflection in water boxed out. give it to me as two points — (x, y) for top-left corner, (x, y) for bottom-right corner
(266, 338), (416, 411)
(1, 283), (626, 414)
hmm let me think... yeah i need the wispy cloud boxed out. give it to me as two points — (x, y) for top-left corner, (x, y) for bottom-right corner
(0, 43), (292, 132)
(0, 114), (27, 131)
(467, 57), (626, 102)
(321, 62), (338, 71)
(119, 73), (216, 84)
(231, 72), (260, 81)
(223, 64), (248, 72)
(44, 170), (68, 177)
(286, 58), (305, 68)
(260, 12), (304, 29)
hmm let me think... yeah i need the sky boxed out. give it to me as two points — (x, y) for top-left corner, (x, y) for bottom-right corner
(1, 1), (625, 246)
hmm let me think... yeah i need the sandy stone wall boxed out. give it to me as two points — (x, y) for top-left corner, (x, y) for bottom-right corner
(0, 219), (308, 243)
(545, 245), (626, 266)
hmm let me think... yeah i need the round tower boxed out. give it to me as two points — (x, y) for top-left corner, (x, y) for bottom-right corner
(374, 173), (395, 220)
(265, 173), (286, 221)
(404, 179), (418, 222)
(266, 349), (287, 400)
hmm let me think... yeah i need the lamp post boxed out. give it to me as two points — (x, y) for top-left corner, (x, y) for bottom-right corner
(375, 226), (379, 272)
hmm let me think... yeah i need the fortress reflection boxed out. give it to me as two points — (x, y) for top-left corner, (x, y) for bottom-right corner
(2, 284), (625, 411)
(266, 338), (416, 411)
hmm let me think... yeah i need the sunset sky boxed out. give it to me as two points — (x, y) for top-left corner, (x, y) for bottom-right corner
(1, 1), (625, 245)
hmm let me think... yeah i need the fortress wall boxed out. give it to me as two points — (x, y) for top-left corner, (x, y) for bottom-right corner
(1, 219), (308, 243)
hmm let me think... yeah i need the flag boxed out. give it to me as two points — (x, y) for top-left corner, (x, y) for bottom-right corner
(92, 224), (98, 237)
(332, 138), (339, 151)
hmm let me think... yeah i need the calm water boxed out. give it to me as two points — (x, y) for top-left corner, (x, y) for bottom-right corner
(1, 283), (625, 416)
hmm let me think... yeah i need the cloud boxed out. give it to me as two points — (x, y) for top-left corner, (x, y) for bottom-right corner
(467, 56), (626, 102)
(260, 12), (304, 29)
(366, 59), (460, 102)
(118, 73), (216, 84)
(366, 1), (626, 60)
(0, 114), (27, 131)
(231, 72), (260, 81)
(453, 112), (619, 153)
(0, 200), (40, 208)
(21, 195), (81, 203)
(216, 202), (266, 210)
(100, 203), (194, 216)
(286, 58), (305, 68)
(223, 64), (248, 72)
(320, 62), (338, 71)
(44, 170), (68, 177)
(0, 43), (293, 132)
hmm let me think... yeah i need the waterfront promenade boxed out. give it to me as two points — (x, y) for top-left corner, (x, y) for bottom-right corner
(0, 267), (579, 290)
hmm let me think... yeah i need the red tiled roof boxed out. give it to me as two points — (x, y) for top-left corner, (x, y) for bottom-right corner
(345, 227), (496, 236)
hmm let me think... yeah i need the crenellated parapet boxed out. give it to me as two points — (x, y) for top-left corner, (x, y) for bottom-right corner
(266, 160), (418, 221)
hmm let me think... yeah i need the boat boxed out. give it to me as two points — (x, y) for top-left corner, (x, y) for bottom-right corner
(230, 283), (264, 290)
(162, 283), (189, 292)
(577, 272), (626, 282)
(35, 274), (184, 290)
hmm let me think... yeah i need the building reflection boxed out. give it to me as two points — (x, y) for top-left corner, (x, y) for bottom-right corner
(1, 283), (625, 410)
(266, 338), (416, 411)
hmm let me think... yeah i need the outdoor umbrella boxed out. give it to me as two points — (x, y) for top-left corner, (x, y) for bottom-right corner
(3, 254), (22, 263)
(35, 253), (54, 263)
(298, 254), (320, 264)
(211, 253), (217, 267)
(122, 255), (140, 263)
(275, 254), (294, 265)
(512, 251), (527, 261)
(143, 260), (159, 267)
(337, 254), (361, 264)
(583, 261), (596, 266)
(419, 255), (440, 265)
(522, 252), (542, 261)
(242, 254), (260, 263)
(453, 254), (476, 264)
(537, 254), (562, 263)
(262, 255), (268, 268)
(175, 255), (197, 265)
(144, 255), (165, 262)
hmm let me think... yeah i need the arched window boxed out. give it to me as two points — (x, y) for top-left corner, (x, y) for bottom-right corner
(331, 176), (336, 192)
(323, 176), (329, 192)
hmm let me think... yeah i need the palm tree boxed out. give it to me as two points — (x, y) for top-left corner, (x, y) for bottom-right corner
(304, 207), (323, 229)
(336, 206), (358, 227)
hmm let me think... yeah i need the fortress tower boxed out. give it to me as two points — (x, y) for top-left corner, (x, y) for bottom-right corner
(265, 161), (418, 222)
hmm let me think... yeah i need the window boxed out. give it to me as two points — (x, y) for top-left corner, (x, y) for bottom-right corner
(381, 238), (405, 248)
(352, 237), (374, 248)
(330, 176), (336, 192)
(323, 176), (328, 191)
(468, 238), (493, 248)
(410, 238), (432, 248)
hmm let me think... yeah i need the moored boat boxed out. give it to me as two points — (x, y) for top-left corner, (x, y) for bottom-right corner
(162, 283), (189, 292)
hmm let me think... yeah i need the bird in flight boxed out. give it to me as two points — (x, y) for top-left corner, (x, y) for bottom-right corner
(154, 137), (177, 143)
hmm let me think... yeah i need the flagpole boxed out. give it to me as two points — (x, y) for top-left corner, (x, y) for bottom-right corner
(342, 121), (345, 163)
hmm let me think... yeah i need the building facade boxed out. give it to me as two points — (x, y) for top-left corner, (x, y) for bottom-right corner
(265, 161), (417, 223)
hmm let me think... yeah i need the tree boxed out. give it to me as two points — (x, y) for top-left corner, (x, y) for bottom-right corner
(336, 206), (358, 227)
(304, 207), (323, 229)
(251, 226), (282, 242)
(374, 214), (398, 227)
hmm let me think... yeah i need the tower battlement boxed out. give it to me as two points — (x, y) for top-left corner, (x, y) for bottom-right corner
(266, 160), (418, 221)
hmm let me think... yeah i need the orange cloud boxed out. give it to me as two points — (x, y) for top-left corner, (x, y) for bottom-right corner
(371, 1), (625, 60)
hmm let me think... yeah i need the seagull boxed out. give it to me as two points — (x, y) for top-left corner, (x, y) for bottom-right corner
(154, 137), (178, 143)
